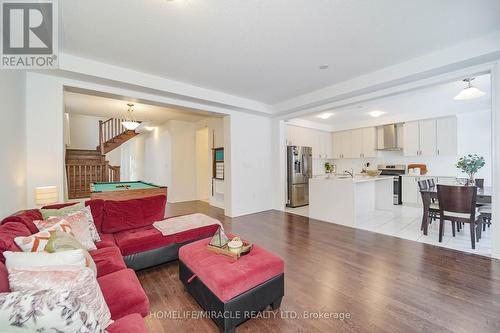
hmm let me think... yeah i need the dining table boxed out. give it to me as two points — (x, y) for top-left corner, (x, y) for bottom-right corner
(420, 186), (492, 236)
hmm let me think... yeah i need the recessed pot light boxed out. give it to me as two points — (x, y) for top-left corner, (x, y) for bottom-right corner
(368, 110), (385, 118)
(317, 112), (334, 119)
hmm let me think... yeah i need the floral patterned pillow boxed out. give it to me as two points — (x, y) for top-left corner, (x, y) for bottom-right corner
(8, 267), (113, 328)
(35, 211), (96, 251)
(14, 220), (73, 252)
(0, 289), (105, 333)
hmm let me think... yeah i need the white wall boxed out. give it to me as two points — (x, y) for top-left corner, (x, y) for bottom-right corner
(457, 109), (492, 184)
(25, 72), (65, 206)
(143, 125), (171, 188)
(225, 112), (274, 217)
(67, 114), (103, 150)
(0, 71), (27, 216)
(120, 135), (145, 181)
(166, 120), (197, 202)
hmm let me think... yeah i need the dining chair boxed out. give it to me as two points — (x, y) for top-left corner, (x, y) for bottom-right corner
(436, 185), (482, 249)
(418, 179), (429, 191)
(426, 178), (436, 188)
(418, 180), (439, 231)
(478, 205), (492, 233)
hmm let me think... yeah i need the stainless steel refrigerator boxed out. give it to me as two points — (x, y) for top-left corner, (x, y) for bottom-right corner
(287, 146), (312, 207)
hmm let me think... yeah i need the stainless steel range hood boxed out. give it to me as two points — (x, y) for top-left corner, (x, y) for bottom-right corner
(376, 124), (403, 151)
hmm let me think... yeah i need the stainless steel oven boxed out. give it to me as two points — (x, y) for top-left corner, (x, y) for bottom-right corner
(377, 164), (406, 205)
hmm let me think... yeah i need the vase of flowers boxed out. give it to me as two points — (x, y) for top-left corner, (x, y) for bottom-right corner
(456, 154), (485, 186)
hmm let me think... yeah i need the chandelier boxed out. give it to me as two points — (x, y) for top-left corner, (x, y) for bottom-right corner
(122, 103), (141, 130)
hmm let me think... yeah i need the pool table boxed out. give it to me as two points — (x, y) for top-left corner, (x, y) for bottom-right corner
(90, 181), (167, 201)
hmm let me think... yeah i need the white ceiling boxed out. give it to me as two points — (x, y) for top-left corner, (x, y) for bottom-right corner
(64, 91), (220, 124)
(292, 74), (491, 130)
(59, 0), (500, 105)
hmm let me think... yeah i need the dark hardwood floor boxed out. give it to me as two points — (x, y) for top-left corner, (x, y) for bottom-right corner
(137, 201), (500, 333)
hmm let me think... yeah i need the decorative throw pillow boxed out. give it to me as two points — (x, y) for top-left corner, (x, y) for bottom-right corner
(0, 289), (105, 333)
(40, 201), (85, 219)
(8, 267), (113, 328)
(4, 249), (87, 271)
(81, 206), (101, 242)
(14, 220), (74, 252)
(35, 212), (96, 251)
(45, 231), (97, 275)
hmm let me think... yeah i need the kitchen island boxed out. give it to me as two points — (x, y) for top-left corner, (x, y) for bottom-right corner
(309, 176), (393, 227)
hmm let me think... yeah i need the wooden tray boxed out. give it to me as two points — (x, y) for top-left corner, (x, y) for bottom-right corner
(207, 241), (253, 259)
(408, 164), (428, 175)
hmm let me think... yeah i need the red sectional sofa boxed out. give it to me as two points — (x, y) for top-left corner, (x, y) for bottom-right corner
(0, 194), (220, 332)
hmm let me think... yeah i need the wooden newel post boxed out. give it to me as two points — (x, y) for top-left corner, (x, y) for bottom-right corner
(99, 120), (104, 155)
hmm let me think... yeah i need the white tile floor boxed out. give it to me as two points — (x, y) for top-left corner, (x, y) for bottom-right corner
(285, 205), (492, 257)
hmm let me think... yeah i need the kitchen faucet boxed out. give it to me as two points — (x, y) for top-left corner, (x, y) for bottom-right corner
(344, 169), (354, 178)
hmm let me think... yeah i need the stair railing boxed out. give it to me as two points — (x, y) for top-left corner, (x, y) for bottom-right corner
(99, 118), (127, 155)
(66, 161), (121, 199)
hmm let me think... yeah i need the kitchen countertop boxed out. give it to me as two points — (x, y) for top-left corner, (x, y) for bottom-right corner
(311, 175), (393, 183)
(401, 174), (459, 178)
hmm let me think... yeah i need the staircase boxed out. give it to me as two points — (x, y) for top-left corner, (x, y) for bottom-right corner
(98, 118), (139, 154)
(66, 117), (138, 199)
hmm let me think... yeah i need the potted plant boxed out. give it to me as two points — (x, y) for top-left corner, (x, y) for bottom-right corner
(324, 162), (334, 174)
(456, 154), (485, 186)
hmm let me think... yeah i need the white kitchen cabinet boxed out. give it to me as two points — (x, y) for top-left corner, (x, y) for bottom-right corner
(362, 127), (377, 158)
(349, 127), (376, 158)
(332, 131), (352, 159)
(419, 119), (437, 156)
(340, 131), (353, 159)
(286, 125), (333, 159)
(403, 121), (421, 157)
(402, 176), (419, 205)
(324, 132), (333, 158)
(404, 117), (456, 157)
(436, 117), (457, 156)
(332, 132), (342, 159)
(351, 129), (364, 159)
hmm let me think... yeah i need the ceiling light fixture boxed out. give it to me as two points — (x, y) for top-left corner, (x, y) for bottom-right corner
(317, 112), (334, 119)
(454, 78), (486, 100)
(122, 103), (141, 130)
(368, 110), (385, 118)
(318, 64), (329, 70)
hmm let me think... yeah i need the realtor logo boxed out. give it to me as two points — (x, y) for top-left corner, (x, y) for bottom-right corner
(1, 0), (58, 68)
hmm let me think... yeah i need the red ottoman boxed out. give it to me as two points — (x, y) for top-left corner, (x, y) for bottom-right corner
(179, 237), (284, 333)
